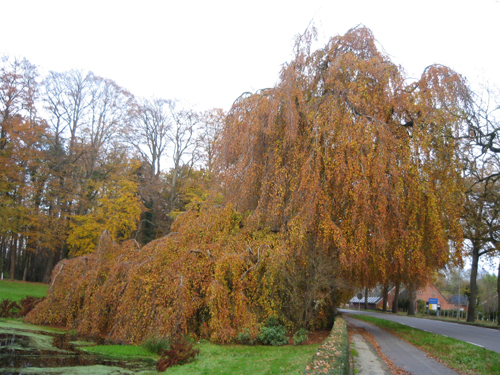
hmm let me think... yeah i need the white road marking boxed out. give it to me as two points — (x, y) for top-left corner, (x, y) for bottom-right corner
(466, 341), (484, 348)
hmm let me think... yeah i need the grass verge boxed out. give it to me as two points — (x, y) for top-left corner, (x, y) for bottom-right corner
(0, 279), (49, 301)
(351, 314), (500, 375)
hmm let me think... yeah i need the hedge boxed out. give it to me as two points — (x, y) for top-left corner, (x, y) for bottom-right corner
(304, 315), (349, 375)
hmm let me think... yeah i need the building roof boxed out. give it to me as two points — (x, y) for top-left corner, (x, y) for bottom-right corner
(448, 295), (469, 304)
(349, 296), (382, 304)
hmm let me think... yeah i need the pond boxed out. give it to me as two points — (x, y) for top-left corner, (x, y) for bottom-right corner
(0, 321), (156, 374)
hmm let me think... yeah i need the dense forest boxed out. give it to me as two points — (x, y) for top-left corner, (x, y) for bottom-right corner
(3, 27), (500, 339)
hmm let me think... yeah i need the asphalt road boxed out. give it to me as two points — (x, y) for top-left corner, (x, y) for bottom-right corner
(340, 309), (500, 354)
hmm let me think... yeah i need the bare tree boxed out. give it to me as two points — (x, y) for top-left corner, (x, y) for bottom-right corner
(462, 84), (500, 323)
(130, 97), (171, 177)
(43, 70), (94, 156)
(81, 75), (134, 178)
(195, 108), (225, 174)
(129, 97), (172, 243)
(168, 102), (199, 210)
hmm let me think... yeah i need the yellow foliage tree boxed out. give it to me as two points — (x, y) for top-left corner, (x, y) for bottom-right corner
(67, 164), (142, 257)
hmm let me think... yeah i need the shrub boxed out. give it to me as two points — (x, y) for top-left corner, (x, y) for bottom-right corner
(237, 328), (254, 345)
(293, 328), (309, 345)
(142, 336), (171, 355)
(258, 325), (288, 346)
(416, 299), (426, 314)
(18, 296), (45, 317)
(156, 336), (199, 372)
(257, 317), (287, 346)
(0, 299), (20, 318)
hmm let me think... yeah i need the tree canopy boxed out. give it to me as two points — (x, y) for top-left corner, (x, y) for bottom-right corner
(217, 26), (466, 290)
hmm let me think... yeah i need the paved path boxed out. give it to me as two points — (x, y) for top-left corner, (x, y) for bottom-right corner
(350, 331), (391, 375)
(341, 309), (500, 353)
(345, 316), (460, 375)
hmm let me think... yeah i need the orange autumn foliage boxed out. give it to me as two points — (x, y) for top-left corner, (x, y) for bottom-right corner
(216, 26), (466, 289)
(27, 26), (467, 343)
(27, 206), (286, 343)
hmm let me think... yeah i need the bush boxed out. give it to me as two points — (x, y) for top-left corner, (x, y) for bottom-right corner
(293, 328), (308, 345)
(258, 325), (287, 346)
(18, 296), (44, 317)
(416, 299), (426, 314)
(156, 336), (199, 372)
(0, 298), (20, 318)
(237, 328), (254, 345)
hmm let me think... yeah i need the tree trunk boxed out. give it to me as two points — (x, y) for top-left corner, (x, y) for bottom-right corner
(467, 243), (479, 322)
(42, 251), (55, 284)
(10, 236), (17, 280)
(407, 288), (416, 316)
(22, 260), (28, 281)
(497, 261), (500, 326)
(392, 283), (400, 313)
(382, 284), (389, 312)
(364, 287), (369, 310)
(170, 166), (179, 211)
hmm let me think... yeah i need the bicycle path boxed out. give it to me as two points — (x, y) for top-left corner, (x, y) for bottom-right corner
(345, 316), (459, 375)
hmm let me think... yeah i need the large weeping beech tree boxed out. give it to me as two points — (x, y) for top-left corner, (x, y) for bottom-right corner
(217, 26), (466, 301)
(28, 27), (467, 342)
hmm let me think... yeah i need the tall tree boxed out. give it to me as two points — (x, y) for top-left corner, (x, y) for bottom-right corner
(42, 70), (136, 254)
(67, 157), (142, 257)
(461, 84), (500, 322)
(167, 102), (199, 211)
(0, 56), (42, 280)
(195, 108), (225, 175)
(130, 97), (172, 243)
(216, 26), (465, 305)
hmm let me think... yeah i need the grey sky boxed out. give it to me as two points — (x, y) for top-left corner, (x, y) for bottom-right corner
(2, 0), (499, 111)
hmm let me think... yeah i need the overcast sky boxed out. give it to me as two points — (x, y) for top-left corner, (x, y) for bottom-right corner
(2, 0), (499, 112)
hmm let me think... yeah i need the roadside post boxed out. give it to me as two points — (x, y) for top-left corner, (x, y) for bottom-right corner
(357, 292), (363, 311)
(429, 298), (438, 318)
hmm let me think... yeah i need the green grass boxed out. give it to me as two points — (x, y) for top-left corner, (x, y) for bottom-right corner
(159, 342), (319, 374)
(0, 279), (49, 301)
(351, 314), (500, 375)
(82, 344), (158, 358)
(82, 342), (319, 374)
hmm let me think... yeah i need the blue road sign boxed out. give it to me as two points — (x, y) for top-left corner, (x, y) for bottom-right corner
(429, 298), (438, 304)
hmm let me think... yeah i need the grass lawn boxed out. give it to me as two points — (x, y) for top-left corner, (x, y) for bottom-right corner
(83, 342), (319, 374)
(160, 342), (318, 375)
(0, 279), (49, 301)
(351, 314), (500, 375)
